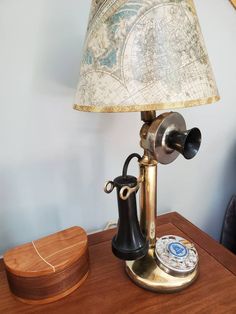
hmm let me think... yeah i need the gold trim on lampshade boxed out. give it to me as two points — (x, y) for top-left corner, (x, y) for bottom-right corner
(74, 0), (220, 113)
(230, 0), (236, 9)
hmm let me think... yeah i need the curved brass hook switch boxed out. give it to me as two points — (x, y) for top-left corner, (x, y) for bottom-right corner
(119, 176), (143, 201)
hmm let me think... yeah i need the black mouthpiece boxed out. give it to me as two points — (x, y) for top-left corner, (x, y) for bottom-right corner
(167, 128), (201, 160)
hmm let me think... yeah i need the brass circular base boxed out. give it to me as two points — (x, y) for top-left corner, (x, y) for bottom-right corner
(125, 249), (198, 293)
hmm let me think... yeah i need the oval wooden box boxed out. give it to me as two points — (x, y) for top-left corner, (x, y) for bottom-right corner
(3, 227), (89, 305)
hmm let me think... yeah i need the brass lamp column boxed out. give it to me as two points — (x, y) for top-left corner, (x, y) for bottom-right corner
(74, 0), (220, 293)
(139, 112), (158, 248)
(139, 154), (157, 249)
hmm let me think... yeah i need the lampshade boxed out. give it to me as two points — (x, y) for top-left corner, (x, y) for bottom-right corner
(74, 0), (219, 113)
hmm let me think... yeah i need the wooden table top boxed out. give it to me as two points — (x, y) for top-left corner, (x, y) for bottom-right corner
(1, 212), (236, 313)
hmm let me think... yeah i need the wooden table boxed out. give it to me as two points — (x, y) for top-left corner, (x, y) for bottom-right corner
(1, 212), (236, 313)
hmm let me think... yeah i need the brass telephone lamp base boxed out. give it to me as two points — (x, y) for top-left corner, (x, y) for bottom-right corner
(126, 249), (198, 293)
(125, 111), (200, 292)
(105, 111), (201, 293)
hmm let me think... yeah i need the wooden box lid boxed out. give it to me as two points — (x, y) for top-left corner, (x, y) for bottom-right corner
(3, 226), (89, 304)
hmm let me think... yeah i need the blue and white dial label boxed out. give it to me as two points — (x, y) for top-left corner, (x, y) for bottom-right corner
(168, 242), (188, 258)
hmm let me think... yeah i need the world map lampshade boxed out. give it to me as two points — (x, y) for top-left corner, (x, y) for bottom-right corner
(74, 0), (220, 113)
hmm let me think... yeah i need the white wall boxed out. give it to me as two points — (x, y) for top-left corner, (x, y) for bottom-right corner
(0, 0), (235, 255)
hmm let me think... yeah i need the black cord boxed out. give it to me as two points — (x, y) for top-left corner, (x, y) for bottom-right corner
(122, 153), (141, 177)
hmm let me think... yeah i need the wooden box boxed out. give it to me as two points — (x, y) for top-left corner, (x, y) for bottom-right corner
(3, 226), (89, 304)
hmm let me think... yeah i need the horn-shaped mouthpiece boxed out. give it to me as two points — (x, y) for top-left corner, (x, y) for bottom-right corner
(167, 128), (202, 160)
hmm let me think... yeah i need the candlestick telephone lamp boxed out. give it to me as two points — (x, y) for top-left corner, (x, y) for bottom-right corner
(73, 0), (219, 292)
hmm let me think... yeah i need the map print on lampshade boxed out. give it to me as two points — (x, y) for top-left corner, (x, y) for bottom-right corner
(74, 0), (220, 113)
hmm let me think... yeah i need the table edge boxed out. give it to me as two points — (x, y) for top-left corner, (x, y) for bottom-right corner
(1, 212), (235, 275)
